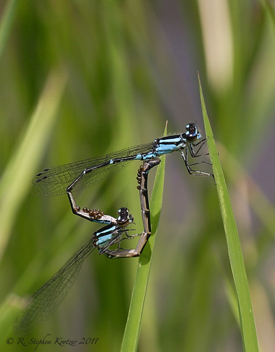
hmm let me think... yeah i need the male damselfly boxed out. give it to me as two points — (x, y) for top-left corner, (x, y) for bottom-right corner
(32, 123), (213, 197)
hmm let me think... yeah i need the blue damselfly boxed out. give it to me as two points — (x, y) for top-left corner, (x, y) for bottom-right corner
(32, 123), (212, 197)
(14, 159), (159, 333)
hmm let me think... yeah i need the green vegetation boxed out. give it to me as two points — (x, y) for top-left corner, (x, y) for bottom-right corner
(0, 1), (275, 351)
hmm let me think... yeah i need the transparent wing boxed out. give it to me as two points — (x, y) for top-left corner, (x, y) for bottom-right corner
(14, 238), (96, 334)
(32, 142), (153, 196)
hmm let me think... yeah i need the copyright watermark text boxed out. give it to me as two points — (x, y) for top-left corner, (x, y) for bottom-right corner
(6, 334), (99, 350)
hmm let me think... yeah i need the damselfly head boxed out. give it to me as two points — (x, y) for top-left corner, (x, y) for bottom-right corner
(184, 123), (201, 142)
(117, 207), (134, 227)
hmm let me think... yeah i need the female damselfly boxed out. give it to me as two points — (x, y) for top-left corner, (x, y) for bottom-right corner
(14, 159), (159, 334)
(66, 158), (161, 258)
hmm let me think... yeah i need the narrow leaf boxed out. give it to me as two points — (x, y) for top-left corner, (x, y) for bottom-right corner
(198, 73), (259, 352)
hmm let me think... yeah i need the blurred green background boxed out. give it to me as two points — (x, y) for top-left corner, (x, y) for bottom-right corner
(1, 0), (275, 351)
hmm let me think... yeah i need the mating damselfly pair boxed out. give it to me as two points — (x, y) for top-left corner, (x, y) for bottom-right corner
(14, 123), (213, 334)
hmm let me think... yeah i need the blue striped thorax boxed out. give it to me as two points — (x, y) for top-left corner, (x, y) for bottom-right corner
(135, 122), (201, 160)
(93, 207), (133, 248)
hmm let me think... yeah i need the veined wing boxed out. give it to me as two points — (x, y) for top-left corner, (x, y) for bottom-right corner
(13, 225), (128, 334)
(13, 238), (96, 334)
(32, 142), (153, 196)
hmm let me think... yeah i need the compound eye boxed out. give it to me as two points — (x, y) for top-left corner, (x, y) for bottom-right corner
(117, 207), (133, 226)
(185, 123), (198, 140)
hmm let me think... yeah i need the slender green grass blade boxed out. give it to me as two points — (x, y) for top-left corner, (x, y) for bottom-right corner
(198, 74), (259, 352)
(0, 70), (67, 338)
(262, 0), (275, 30)
(0, 70), (68, 260)
(0, 0), (19, 59)
(120, 126), (167, 352)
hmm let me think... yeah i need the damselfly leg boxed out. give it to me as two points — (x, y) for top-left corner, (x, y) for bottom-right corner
(181, 145), (213, 178)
